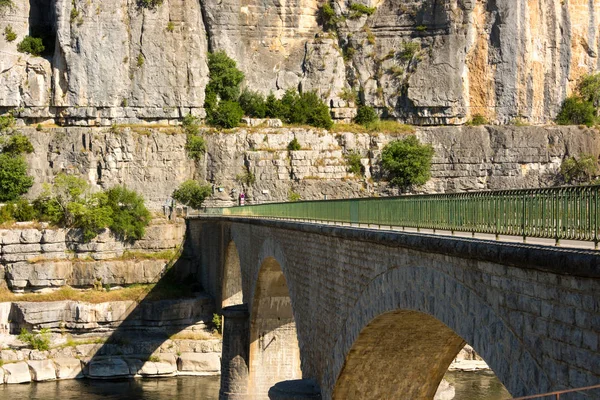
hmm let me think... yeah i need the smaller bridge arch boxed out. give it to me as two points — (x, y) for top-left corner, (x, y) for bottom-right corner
(249, 256), (302, 397)
(222, 241), (244, 308)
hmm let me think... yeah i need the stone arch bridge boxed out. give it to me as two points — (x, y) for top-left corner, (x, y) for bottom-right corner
(187, 216), (600, 400)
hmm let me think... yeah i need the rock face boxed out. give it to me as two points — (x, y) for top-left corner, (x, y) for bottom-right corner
(1, 0), (598, 124)
(0, 220), (184, 291)
(17, 125), (600, 209)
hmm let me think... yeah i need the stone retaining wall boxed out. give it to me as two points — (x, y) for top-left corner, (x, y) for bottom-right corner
(0, 220), (184, 291)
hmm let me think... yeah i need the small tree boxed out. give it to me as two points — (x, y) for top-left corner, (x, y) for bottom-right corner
(185, 135), (206, 160)
(577, 73), (600, 107)
(209, 100), (244, 129)
(4, 134), (34, 155)
(287, 137), (301, 151)
(354, 106), (378, 126)
(105, 186), (151, 241)
(265, 92), (285, 118)
(204, 51), (245, 113)
(172, 180), (212, 210)
(17, 36), (45, 56)
(345, 151), (364, 176)
(239, 89), (267, 118)
(560, 154), (599, 185)
(380, 136), (435, 188)
(0, 154), (33, 202)
(556, 97), (596, 127)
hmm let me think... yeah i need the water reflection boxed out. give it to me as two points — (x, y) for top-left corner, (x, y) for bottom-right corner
(445, 370), (512, 400)
(0, 376), (220, 400)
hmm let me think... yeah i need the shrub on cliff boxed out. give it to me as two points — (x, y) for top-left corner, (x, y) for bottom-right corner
(17, 36), (45, 56)
(239, 89), (267, 118)
(354, 105), (378, 126)
(172, 180), (212, 210)
(577, 73), (600, 107)
(381, 136), (434, 188)
(185, 134), (206, 161)
(18, 328), (50, 351)
(3, 25), (16, 42)
(204, 51), (245, 113)
(0, 154), (33, 202)
(138, 0), (163, 9)
(560, 154), (599, 185)
(556, 97), (596, 127)
(0, 0), (15, 14)
(209, 100), (244, 129)
(105, 186), (151, 241)
(273, 89), (333, 129)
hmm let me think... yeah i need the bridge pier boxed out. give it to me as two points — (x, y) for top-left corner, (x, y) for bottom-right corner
(268, 379), (322, 400)
(219, 304), (250, 400)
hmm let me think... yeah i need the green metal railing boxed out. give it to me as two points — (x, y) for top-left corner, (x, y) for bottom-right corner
(204, 185), (600, 247)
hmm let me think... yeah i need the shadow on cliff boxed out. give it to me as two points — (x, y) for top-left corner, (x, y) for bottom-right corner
(83, 229), (218, 378)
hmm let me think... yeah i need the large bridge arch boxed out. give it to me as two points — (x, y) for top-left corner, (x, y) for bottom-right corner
(326, 266), (551, 399)
(248, 255), (302, 397)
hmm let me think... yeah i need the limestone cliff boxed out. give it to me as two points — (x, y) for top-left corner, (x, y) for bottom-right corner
(19, 125), (600, 208)
(1, 0), (598, 125)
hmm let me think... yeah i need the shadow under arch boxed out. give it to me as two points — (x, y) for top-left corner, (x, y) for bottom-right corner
(324, 265), (552, 399)
(222, 241), (243, 308)
(248, 256), (302, 397)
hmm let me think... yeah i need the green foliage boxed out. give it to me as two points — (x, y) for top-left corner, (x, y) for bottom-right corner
(560, 154), (599, 185)
(136, 53), (145, 68)
(380, 136), (435, 188)
(17, 36), (45, 56)
(467, 114), (488, 126)
(12, 198), (35, 222)
(185, 134), (206, 161)
(266, 92), (285, 118)
(239, 89), (267, 118)
(4, 134), (33, 155)
(209, 100), (243, 129)
(204, 51), (245, 113)
(349, 3), (376, 18)
(556, 97), (596, 127)
(338, 87), (357, 105)
(345, 151), (364, 176)
(287, 137), (301, 151)
(0, 0), (14, 14)
(71, 193), (113, 242)
(398, 41), (421, 62)
(105, 186), (151, 241)
(288, 190), (301, 202)
(182, 113), (200, 136)
(0, 203), (14, 224)
(577, 73), (600, 107)
(166, 21), (175, 32)
(18, 328), (51, 351)
(172, 180), (212, 210)
(0, 114), (15, 132)
(416, 25), (427, 32)
(138, 0), (163, 9)
(3, 25), (16, 42)
(273, 90), (333, 129)
(319, 2), (340, 31)
(354, 105), (378, 126)
(236, 167), (256, 186)
(0, 154), (33, 202)
(212, 313), (222, 334)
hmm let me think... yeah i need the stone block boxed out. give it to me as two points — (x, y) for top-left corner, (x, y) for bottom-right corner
(85, 358), (131, 378)
(177, 352), (220, 373)
(28, 360), (56, 381)
(41, 229), (67, 244)
(2, 243), (42, 254)
(0, 230), (21, 245)
(3, 361), (32, 384)
(138, 360), (177, 376)
(20, 229), (43, 244)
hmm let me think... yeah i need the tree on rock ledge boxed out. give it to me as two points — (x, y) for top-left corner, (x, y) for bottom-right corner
(380, 136), (434, 189)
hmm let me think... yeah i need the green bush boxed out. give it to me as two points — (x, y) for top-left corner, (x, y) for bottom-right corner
(0, 154), (33, 202)
(239, 89), (267, 118)
(288, 190), (301, 202)
(204, 51), (245, 113)
(12, 198), (35, 222)
(354, 106), (378, 126)
(556, 97), (596, 127)
(318, 2), (339, 30)
(345, 151), (364, 176)
(105, 186), (151, 241)
(4, 25), (16, 42)
(182, 113), (200, 136)
(18, 328), (51, 351)
(172, 180), (212, 210)
(277, 90), (333, 129)
(185, 134), (206, 161)
(266, 92), (285, 118)
(17, 36), (45, 56)
(0, 0), (14, 13)
(398, 41), (420, 62)
(467, 114), (488, 126)
(236, 167), (256, 186)
(71, 193), (113, 242)
(560, 154), (599, 185)
(138, 0), (163, 9)
(349, 3), (376, 18)
(287, 137), (301, 151)
(209, 100), (243, 129)
(4, 134), (33, 155)
(577, 73), (600, 107)
(0, 114), (15, 132)
(0, 203), (14, 224)
(381, 136), (435, 188)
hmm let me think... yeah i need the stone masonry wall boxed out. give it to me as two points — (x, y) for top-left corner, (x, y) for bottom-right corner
(17, 125), (600, 209)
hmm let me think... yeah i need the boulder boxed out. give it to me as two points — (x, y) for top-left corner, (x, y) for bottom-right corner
(85, 357), (131, 379)
(28, 360), (56, 381)
(3, 361), (32, 384)
(54, 358), (84, 380)
(177, 352), (220, 374)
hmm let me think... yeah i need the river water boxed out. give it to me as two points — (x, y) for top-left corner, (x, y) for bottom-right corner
(0, 372), (510, 399)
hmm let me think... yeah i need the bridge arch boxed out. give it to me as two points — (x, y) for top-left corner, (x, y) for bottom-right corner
(326, 266), (552, 399)
(248, 255), (302, 396)
(222, 241), (243, 307)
